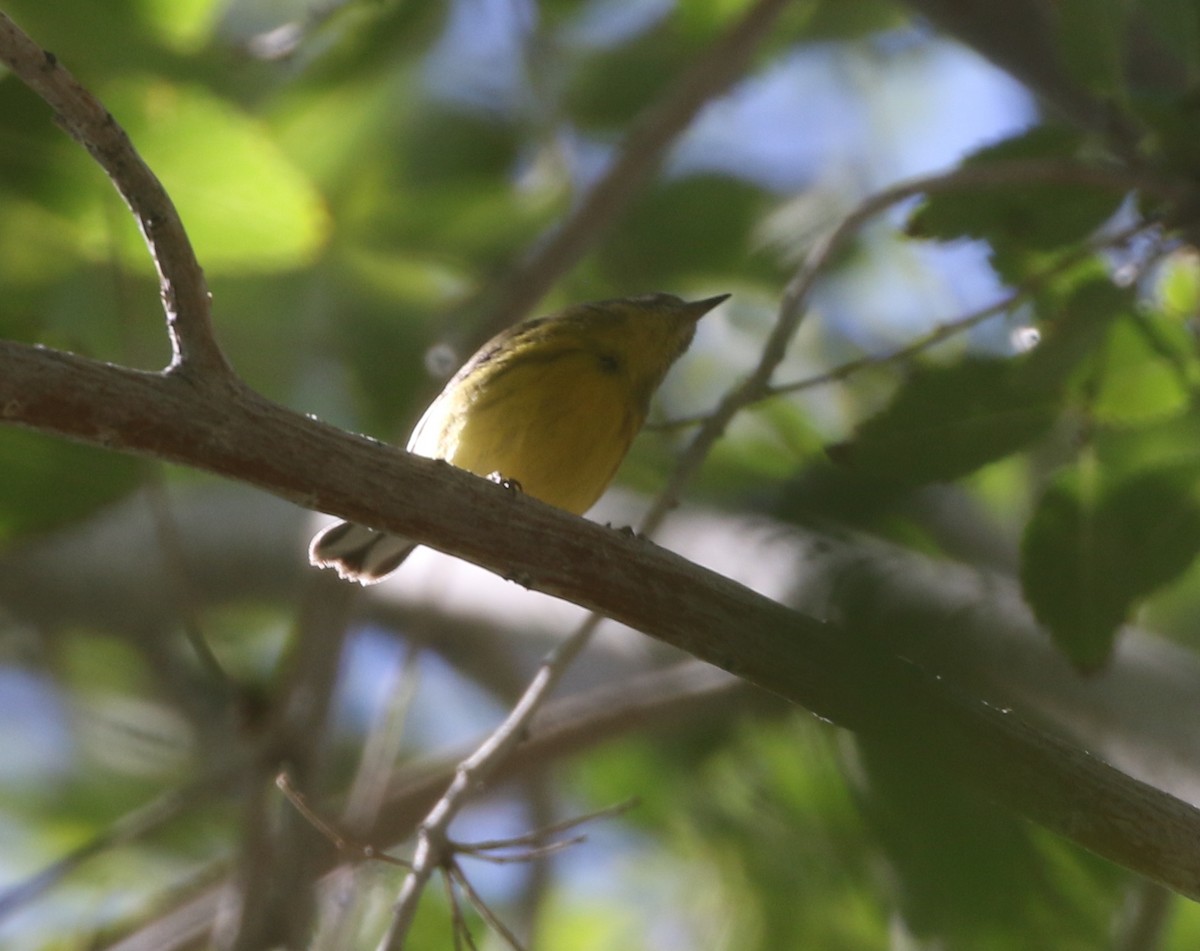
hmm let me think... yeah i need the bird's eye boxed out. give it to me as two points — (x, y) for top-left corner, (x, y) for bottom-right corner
(597, 352), (621, 374)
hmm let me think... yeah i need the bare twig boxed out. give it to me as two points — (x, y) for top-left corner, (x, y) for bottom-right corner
(447, 863), (528, 951)
(278, 771), (354, 850)
(296, 647), (422, 946)
(455, 835), (586, 865)
(342, 643), (423, 834)
(766, 220), (1158, 399)
(5, 9), (1200, 944)
(221, 575), (356, 951)
(507, 775), (554, 938)
(640, 159), (1175, 533)
(99, 665), (742, 950)
(443, 871), (473, 951)
(7, 248), (1200, 920)
(454, 798), (637, 857)
(377, 613), (602, 949)
(143, 476), (234, 697)
(0, 11), (231, 379)
(657, 215), (1156, 419)
(470, 0), (793, 343)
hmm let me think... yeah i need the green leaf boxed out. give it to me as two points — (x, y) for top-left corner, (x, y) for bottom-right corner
(1095, 405), (1200, 477)
(566, 22), (698, 130)
(600, 175), (770, 285)
(0, 430), (143, 540)
(401, 108), (521, 187)
(1156, 249), (1200, 320)
(831, 358), (1059, 484)
(1138, 0), (1200, 84)
(135, 0), (218, 52)
(1129, 91), (1200, 176)
(835, 280), (1127, 485)
(1087, 313), (1194, 424)
(1052, 0), (1127, 99)
(1020, 463), (1200, 670)
(856, 735), (1106, 947)
(81, 81), (329, 274)
(907, 126), (1125, 256)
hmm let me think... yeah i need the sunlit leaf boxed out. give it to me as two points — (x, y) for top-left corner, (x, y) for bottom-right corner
(1156, 249), (1200, 320)
(1087, 313), (1193, 424)
(135, 0), (218, 52)
(80, 80), (329, 274)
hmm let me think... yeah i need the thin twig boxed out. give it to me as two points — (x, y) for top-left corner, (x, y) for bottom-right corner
(376, 613), (602, 949)
(4, 12), (1195, 941)
(276, 771), (411, 868)
(223, 576), (357, 951)
(277, 771), (356, 852)
(342, 642), (423, 833)
(454, 836), (587, 865)
(455, 797), (638, 854)
(376, 134), (1183, 951)
(0, 11), (231, 378)
(640, 161), (1173, 534)
(447, 862), (529, 951)
(89, 666), (741, 950)
(776, 220), (1157, 395)
(709, 216), (1158, 411)
(652, 282), (1029, 436)
(443, 870), (471, 951)
(143, 476), (234, 696)
(300, 647), (423, 945)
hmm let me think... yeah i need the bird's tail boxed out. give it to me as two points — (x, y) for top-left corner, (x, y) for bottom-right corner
(308, 521), (417, 584)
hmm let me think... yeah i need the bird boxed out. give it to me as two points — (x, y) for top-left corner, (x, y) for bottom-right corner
(309, 292), (728, 583)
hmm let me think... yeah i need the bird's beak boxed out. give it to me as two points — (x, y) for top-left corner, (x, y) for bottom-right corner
(683, 293), (731, 321)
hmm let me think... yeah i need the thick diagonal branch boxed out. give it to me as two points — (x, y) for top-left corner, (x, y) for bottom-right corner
(3, 339), (1200, 900)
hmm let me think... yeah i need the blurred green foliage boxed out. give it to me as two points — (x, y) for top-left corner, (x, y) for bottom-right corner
(6, 0), (1200, 948)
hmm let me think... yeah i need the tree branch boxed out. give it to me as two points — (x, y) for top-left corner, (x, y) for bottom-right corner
(5, 1), (1200, 925)
(4, 337), (1200, 899)
(219, 575), (355, 951)
(98, 661), (747, 951)
(378, 614), (601, 949)
(646, 157), (1176, 530)
(0, 10), (231, 378)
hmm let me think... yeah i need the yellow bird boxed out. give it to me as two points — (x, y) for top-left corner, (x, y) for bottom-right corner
(310, 292), (728, 583)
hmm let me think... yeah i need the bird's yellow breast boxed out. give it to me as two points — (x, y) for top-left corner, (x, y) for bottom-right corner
(409, 347), (640, 514)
